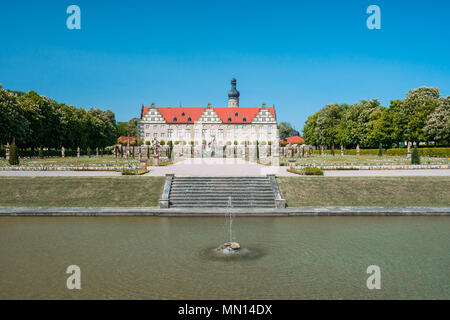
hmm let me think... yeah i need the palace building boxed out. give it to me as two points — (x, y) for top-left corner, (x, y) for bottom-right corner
(138, 78), (279, 147)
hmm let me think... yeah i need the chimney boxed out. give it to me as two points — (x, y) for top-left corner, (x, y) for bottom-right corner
(262, 103), (266, 108)
(207, 103), (212, 108)
(151, 103), (155, 107)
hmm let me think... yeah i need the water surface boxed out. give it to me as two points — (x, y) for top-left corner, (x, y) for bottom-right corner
(0, 216), (448, 299)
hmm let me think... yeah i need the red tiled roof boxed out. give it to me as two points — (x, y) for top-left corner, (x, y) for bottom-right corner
(214, 107), (260, 124)
(157, 107), (206, 124)
(118, 136), (138, 142)
(141, 106), (277, 124)
(282, 136), (305, 144)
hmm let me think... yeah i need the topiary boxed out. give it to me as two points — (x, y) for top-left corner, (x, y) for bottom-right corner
(411, 145), (420, 165)
(9, 139), (20, 165)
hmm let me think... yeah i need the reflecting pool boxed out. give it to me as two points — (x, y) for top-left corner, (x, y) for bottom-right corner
(0, 216), (448, 299)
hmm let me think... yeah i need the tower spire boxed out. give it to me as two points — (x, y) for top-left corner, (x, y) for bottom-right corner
(228, 78), (240, 107)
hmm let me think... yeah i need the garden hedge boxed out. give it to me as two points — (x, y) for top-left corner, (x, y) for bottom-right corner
(311, 147), (449, 158)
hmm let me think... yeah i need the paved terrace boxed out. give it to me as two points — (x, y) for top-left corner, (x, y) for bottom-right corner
(1, 158), (450, 176)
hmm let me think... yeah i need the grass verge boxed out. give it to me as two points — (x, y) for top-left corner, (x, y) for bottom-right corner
(0, 176), (165, 207)
(277, 176), (450, 207)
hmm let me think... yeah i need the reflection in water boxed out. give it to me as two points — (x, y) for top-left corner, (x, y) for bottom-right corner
(0, 216), (449, 299)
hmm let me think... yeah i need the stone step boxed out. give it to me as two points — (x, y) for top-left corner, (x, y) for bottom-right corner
(170, 188), (273, 192)
(170, 199), (275, 205)
(168, 176), (277, 208)
(170, 204), (276, 208)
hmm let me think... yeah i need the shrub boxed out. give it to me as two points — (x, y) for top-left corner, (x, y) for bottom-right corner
(189, 141), (194, 145)
(145, 140), (150, 146)
(411, 145), (421, 164)
(268, 141), (272, 145)
(260, 141), (267, 145)
(9, 140), (20, 165)
(174, 141), (179, 145)
(138, 140), (144, 146)
(300, 167), (324, 176)
(160, 140), (165, 145)
(121, 168), (149, 175)
(226, 141), (232, 145)
(234, 140), (238, 145)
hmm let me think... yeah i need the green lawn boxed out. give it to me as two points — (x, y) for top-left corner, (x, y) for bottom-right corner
(277, 176), (450, 207)
(0, 176), (165, 207)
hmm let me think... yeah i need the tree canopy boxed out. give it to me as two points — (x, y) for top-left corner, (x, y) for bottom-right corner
(302, 87), (448, 148)
(0, 87), (118, 150)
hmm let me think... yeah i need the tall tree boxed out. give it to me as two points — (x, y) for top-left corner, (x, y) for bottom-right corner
(399, 87), (440, 143)
(424, 96), (450, 144)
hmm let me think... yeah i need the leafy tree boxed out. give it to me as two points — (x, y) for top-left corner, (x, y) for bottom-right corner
(302, 112), (319, 147)
(424, 96), (450, 144)
(278, 122), (295, 139)
(399, 87), (440, 143)
(315, 104), (343, 153)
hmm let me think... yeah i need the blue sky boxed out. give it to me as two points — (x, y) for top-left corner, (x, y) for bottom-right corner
(1, 0), (449, 131)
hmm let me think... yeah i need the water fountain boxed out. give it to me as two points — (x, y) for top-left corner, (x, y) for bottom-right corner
(216, 196), (241, 254)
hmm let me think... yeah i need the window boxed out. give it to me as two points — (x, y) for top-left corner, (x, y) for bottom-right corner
(151, 111), (155, 115)
(161, 125), (165, 129)
(210, 129), (215, 137)
(243, 117), (247, 122)
(195, 129), (199, 137)
(227, 130), (231, 137)
(146, 133), (150, 137)
(262, 118), (266, 122)
(154, 133), (158, 138)
(145, 125), (149, 129)
(207, 118), (211, 122)
(202, 129), (207, 137)
(153, 125), (158, 129)
(161, 133), (165, 138)
(151, 117), (155, 121)
(177, 130), (182, 137)
(218, 129), (223, 138)
(185, 129), (190, 138)
(168, 129), (173, 138)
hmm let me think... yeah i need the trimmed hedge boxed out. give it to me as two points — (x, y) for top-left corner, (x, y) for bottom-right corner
(288, 166), (324, 176)
(0, 149), (113, 158)
(311, 147), (449, 158)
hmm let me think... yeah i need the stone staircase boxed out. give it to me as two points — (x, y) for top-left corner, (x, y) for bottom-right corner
(161, 176), (284, 208)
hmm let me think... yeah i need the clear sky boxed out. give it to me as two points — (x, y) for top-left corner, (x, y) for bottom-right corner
(1, 0), (449, 131)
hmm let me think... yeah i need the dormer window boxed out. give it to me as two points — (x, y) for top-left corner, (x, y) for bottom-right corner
(173, 117), (177, 122)
(228, 117), (232, 122)
(181, 112), (185, 116)
(243, 117), (247, 122)
(235, 112), (238, 116)
(187, 117), (192, 122)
